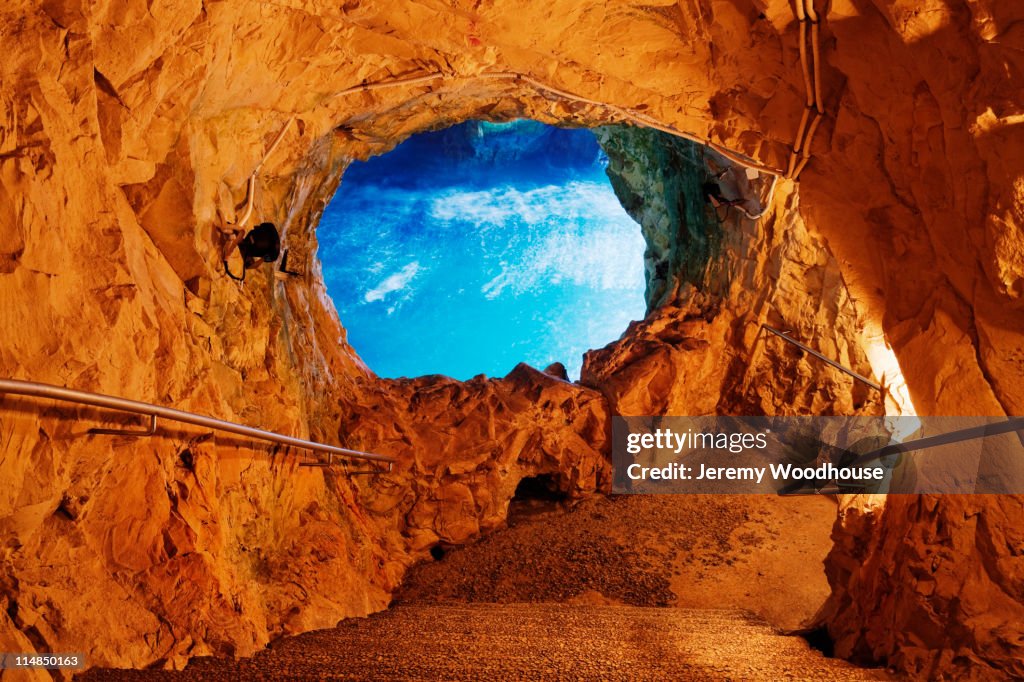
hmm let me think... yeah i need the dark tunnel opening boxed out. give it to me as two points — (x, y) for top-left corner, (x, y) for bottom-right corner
(507, 474), (570, 526)
(512, 474), (569, 502)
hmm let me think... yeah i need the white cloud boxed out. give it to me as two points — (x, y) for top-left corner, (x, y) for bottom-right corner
(431, 182), (644, 300)
(364, 262), (421, 303)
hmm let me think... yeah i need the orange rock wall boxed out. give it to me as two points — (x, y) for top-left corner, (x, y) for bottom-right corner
(803, 3), (1024, 678)
(585, 127), (882, 418)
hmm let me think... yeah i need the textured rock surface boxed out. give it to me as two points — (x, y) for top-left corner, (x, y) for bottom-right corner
(0, 0), (1023, 678)
(588, 127), (883, 418)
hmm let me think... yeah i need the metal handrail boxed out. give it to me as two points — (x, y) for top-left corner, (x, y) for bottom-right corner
(761, 325), (883, 392)
(0, 378), (394, 471)
(850, 417), (1024, 469)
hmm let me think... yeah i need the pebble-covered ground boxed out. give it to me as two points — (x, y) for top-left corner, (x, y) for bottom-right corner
(80, 494), (893, 680)
(396, 494), (748, 607)
(80, 603), (889, 681)
(399, 493), (842, 631)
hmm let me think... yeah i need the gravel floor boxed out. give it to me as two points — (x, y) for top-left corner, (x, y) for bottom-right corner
(397, 494), (748, 607)
(79, 495), (893, 680)
(79, 603), (889, 681)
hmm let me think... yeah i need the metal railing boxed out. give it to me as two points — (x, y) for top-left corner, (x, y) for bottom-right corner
(0, 378), (394, 474)
(761, 325), (883, 392)
(851, 417), (1024, 468)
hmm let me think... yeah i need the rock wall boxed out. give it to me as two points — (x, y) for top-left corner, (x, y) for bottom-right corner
(1, 0), (1023, 677)
(801, 3), (1024, 678)
(823, 494), (1024, 679)
(587, 127), (881, 418)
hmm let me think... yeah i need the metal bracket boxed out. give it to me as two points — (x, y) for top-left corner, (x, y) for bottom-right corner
(278, 249), (302, 277)
(90, 413), (157, 437)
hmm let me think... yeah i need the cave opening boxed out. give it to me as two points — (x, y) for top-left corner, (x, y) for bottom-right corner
(317, 120), (647, 381)
(507, 473), (570, 525)
(512, 473), (568, 502)
(800, 625), (836, 658)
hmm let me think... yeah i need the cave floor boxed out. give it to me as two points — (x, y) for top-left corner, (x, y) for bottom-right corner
(398, 494), (843, 632)
(85, 603), (888, 681)
(80, 495), (892, 680)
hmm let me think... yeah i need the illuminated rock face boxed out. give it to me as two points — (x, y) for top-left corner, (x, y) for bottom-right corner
(587, 127), (882, 418)
(0, 0), (1022, 677)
